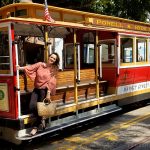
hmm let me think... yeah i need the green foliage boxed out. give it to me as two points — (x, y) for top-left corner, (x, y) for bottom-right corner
(57, 0), (150, 22)
(80, 0), (96, 12)
(0, 0), (149, 22)
(0, 0), (20, 7)
(91, 0), (150, 22)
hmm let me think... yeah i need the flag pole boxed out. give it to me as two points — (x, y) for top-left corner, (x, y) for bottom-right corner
(44, 26), (49, 62)
(44, 0), (55, 62)
(44, 0), (55, 23)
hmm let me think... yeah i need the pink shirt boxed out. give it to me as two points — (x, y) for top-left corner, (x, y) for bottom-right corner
(24, 62), (56, 95)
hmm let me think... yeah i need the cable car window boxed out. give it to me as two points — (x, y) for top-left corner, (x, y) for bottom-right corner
(101, 43), (115, 64)
(82, 32), (95, 66)
(136, 39), (147, 62)
(0, 27), (11, 74)
(10, 12), (15, 17)
(83, 44), (94, 64)
(121, 38), (133, 63)
(64, 43), (74, 68)
(15, 9), (27, 17)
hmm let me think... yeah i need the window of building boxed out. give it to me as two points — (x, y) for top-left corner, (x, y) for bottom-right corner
(121, 38), (133, 63)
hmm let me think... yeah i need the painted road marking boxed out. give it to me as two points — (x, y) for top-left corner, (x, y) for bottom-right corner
(55, 112), (150, 150)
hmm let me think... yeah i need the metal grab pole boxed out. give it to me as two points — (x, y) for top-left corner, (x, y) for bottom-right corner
(48, 43), (52, 55)
(15, 43), (21, 118)
(117, 34), (120, 75)
(73, 30), (78, 103)
(73, 29), (79, 117)
(95, 31), (99, 99)
(86, 44), (89, 63)
(99, 45), (102, 79)
(77, 43), (80, 82)
(44, 26), (49, 62)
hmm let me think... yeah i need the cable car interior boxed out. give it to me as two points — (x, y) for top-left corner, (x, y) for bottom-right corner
(14, 23), (118, 114)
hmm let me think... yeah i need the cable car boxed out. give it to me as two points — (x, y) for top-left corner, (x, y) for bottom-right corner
(0, 2), (150, 144)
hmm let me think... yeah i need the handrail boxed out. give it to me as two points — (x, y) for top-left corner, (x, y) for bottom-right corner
(117, 34), (120, 75)
(0, 56), (10, 57)
(0, 63), (10, 65)
(76, 43), (80, 82)
(99, 45), (102, 79)
(15, 42), (21, 118)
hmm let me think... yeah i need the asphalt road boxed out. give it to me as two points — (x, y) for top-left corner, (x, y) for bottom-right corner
(0, 102), (150, 150)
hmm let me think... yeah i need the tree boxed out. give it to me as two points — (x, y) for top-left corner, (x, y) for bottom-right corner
(91, 0), (150, 22)
(0, 0), (19, 7)
(50, 0), (150, 22)
(119, 0), (150, 22)
(0, 0), (149, 22)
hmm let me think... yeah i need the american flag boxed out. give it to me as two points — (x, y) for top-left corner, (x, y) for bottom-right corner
(44, 0), (55, 22)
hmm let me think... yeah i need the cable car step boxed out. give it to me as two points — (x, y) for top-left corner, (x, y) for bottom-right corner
(16, 104), (122, 141)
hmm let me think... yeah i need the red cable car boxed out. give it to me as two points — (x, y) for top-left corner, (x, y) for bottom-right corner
(0, 2), (150, 144)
